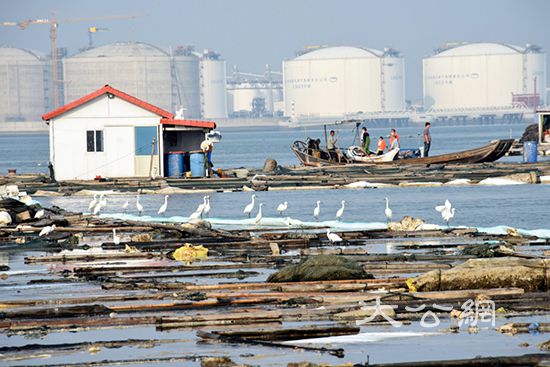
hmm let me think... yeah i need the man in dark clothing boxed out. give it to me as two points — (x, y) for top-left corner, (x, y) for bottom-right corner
(423, 122), (431, 157)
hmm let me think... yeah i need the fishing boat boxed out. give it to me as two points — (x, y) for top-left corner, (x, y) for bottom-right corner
(292, 139), (514, 166)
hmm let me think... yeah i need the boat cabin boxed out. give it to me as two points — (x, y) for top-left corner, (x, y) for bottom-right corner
(42, 85), (216, 181)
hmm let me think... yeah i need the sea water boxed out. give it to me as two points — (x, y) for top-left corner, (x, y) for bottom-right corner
(0, 122), (537, 174)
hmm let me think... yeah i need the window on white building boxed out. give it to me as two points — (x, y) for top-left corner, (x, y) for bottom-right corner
(86, 130), (104, 152)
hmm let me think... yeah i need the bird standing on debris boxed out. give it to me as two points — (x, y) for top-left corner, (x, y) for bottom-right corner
(336, 200), (346, 221)
(276, 201), (288, 216)
(158, 195), (169, 216)
(100, 194), (107, 209)
(88, 194), (98, 211)
(34, 209), (45, 219)
(255, 203), (264, 224)
(136, 194), (143, 216)
(190, 196), (207, 219)
(243, 194), (256, 218)
(39, 224), (56, 237)
(384, 197), (393, 223)
(112, 228), (121, 245)
(326, 228), (343, 243)
(313, 200), (321, 221)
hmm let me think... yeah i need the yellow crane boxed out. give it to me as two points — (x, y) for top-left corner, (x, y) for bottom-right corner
(0, 14), (138, 108)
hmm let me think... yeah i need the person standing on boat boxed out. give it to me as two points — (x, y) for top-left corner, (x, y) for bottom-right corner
(327, 130), (338, 161)
(389, 129), (400, 150)
(361, 128), (371, 155)
(376, 136), (387, 155)
(423, 122), (432, 157)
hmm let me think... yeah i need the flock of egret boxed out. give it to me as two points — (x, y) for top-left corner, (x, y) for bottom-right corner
(36, 193), (457, 241)
(83, 192), (456, 227)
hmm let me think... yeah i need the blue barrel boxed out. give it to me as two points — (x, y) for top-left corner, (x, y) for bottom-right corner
(166, 153), (183, 176)
(523, 141), (538, 163)
(190, 152), (206, 177)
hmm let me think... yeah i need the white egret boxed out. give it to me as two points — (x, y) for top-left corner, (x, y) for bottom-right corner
(435, 199), (452, 214)
(39, 224), (56, 237)
(93, 198), (103, 215)
(34, 209), (45, 219)
(243, 194), (256, 218)
(100, 194), (107, 209)
(255, 203), (264, 224)
(203, 196), (211, 217)
(336, 200), (346, 221)
(313, 200), (321, 221)
(384, 197), (393, 223)
(326, 229), (343, 243)
(276, 201), (288, 216)
(112, 228), (121, 245)
(88, 194), (98, 211)
(136, 195), (143, 216)
(158, 195), (169, 216)
(190, 196), (208, 219)
(122, 199), (129, 212)
(442, 208), (456, 226)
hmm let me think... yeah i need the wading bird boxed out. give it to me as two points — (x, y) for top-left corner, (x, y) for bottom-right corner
(243, 194), (256, 218)
(313, 200), (321, 221)
(255, 203), (264, 224)
(384, 197), (393, 223)
(336, 200), (346, 221)
(158, 195), (169, 216)
(88, 194), (98, 211)
(203, 196), (211, 217)
(136, 194), (143, 216)
(276, 201), (288, 216)
(122, 199), (129, 212)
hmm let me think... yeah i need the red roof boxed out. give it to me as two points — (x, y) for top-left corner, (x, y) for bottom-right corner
(42, 85), (174, 121)
(161, 118), (216, 129)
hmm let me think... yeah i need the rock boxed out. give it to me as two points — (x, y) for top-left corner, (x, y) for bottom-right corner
(540, 339), (550, 351)
(262, 158), (278, 173)
(131, 233), (152, 242)
(388, 216), (426, 231)
(408, 257), (550, 292)
(0, 211), (12, 226)
(267, 254), (373, 282)
(201, 357), (236, 367)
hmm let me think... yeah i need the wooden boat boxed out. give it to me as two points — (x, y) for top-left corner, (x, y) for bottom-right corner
(292, 139), (514, 166)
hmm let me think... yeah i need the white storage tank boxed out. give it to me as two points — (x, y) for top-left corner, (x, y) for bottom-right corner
(63, 42), (172, 111)
(200, 51), (227, 119)
(172, 46), (201, 118)
(0, 47), (46, 122)
(283, 46), (406, 118)
(423, 42), (547, 110)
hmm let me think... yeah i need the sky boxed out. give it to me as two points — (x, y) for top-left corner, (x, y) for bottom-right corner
(1, 0), (549, 101)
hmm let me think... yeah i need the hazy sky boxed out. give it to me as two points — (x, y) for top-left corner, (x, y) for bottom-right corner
(1, 0), (548, 101)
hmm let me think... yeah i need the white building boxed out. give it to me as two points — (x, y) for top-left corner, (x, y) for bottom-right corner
(423, 42), (547, 111)
(283, 46), (406, 119)
(42, 85), (215, 181)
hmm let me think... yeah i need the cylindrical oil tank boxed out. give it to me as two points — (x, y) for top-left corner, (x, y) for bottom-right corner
(200, 53), (227, 119)
(63, 42), (172, 111)
(172, 49), (201, 118)
(230, 82), (262, 112)
(381, 51), (406, 111)
(422, 42), (547, 110)
(0, 47), (46, 121)
(283, 46), (405, 118)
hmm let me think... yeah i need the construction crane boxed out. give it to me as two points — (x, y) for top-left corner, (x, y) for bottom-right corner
(88, 26), (109, 48)
(0, 14), (138, 108)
